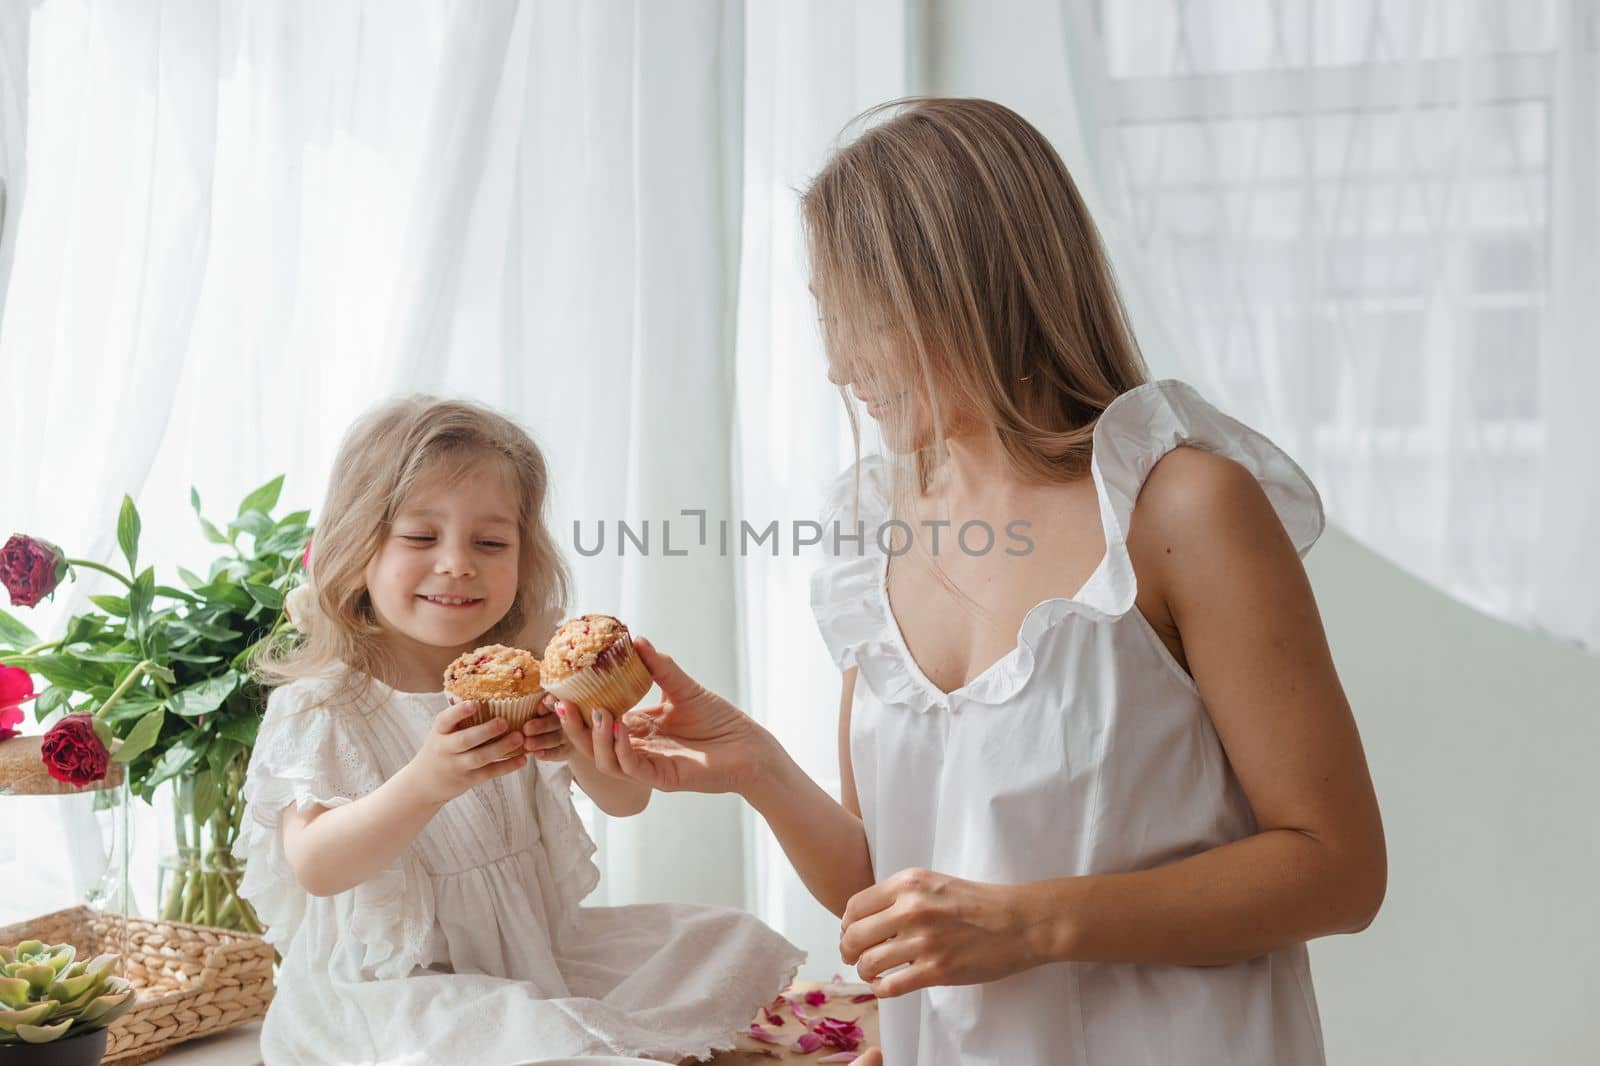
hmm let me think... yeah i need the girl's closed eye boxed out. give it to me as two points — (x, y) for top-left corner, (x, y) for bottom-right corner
(399, 533), (510, 550)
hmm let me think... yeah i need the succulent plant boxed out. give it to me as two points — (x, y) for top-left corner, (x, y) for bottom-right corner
(0, 940), (136, 1045)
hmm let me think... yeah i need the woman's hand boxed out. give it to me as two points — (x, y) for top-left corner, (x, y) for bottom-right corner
(548, 636), (776, 797)
(838, 868), (1043, 998)
(406, 700), (529, 807)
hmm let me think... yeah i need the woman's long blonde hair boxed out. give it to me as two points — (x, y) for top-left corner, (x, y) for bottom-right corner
(253, 396), (570, 701)
(801, 97), (1149, 508)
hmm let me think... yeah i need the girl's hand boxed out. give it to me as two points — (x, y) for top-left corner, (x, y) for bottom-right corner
(521, 697), (571, 762)
(407, 700), (529, 807)
(548, 635), (775, 796)
(838, 868), (1040, 998)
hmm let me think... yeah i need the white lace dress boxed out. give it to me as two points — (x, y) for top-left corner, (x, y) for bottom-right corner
(811, 380), (1328, 1065)
(235, 670), (804, 1065)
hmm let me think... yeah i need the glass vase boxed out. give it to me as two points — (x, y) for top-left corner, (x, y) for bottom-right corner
(155, 754), (260, 933)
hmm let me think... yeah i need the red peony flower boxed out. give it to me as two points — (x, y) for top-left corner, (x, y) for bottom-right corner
(0, 665), (33, 708)
(39, 712), (110, 787)
(1, 534), (69, 608)
(1, 667), (34, 740)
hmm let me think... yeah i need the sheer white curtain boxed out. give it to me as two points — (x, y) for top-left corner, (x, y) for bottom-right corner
(368, 0), (752, 910)
(733, 0), (912, 975)
(0, 0), (748, 916)
(0, 0), (26, 325)
(1060, 0), (1600, 653)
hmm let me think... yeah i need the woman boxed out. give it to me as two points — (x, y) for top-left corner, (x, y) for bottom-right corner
(555, 98), (1385, 1066)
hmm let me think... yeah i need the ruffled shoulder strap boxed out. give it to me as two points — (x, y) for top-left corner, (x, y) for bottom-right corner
(234, 674), (435, 980)
(1071, 378), (1325, 620)
(809, 455), (892, 673)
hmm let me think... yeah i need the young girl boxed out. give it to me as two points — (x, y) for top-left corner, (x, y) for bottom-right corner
(238, 396), (803, 1065)
(561, 98), (1386, 1065)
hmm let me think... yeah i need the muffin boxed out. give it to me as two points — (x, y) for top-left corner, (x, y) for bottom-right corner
(442, 644), (546, 730)
(540, 614), (653, 715)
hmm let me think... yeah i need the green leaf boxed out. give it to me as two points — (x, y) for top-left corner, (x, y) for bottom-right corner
(89, 595), (130, 616)
(35, 687), (70, 716)
(28, 654), (100, 692)
(244, 583), (283, 610)
(167, 651), (224, 666)
(236, 476), (285, 519)
(168, 672), (241, 718)
(216, 717), (259, 746)
(190, 486), (203, 516)
(125, 571), (155, 647)
(0, 610), (39, 649)
(112, 708), (165, 763)
(258, 527), (314, 557)
(198, 516), (232, 546)
(144, 663), (177, 685)
(231, 511), (275, 541)
(64, 646), (142, 665)
(177, 567), (209, 592)
(154, 585), (200, 604)
(190, 769), (219, 823)
(96, 694), (162, 726)
(61, 614), (105, 646)
(193, 579), (250, 611)
(174, 618), (241, 642)
(210, 559), (250, 582)
(144, 740), (205, 789)
(116, 495), (141, 574)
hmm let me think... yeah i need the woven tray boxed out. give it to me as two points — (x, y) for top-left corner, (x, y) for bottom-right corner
(0, 906), (274, 1064)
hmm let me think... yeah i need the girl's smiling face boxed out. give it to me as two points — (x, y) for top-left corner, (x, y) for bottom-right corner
(363, 462), (522, 659)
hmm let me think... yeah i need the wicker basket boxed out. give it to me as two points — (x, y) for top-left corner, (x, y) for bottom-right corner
(0, 906), (274, 1064)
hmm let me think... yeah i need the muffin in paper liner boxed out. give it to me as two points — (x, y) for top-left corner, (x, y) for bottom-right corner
(446, 690), (547, 731)
(442, 644), (547, 731)
(540, 615), (654, 714)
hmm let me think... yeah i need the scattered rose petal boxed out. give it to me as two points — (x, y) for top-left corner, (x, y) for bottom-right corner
(747, 1023), (784, 1046)
(785, 994), (813, 1022)
(805, 988), (829, 1007)
(791, 1031), (824, 1053)
(812, 1016), (866, 1051)
(851, 993), (876, 1003)
(762, 1009), (785, 1027)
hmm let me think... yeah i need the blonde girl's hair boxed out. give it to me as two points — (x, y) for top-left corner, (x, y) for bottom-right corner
(800, 97), (1149, 514)
(252, 396), (570, 702)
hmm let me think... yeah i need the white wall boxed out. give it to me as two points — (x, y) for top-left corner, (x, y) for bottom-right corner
(926, 1), (1600, 1061)
(1307, 526), (1600, 1064)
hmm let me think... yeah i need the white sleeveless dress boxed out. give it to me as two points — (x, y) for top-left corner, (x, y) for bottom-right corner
(235, 670), (804, 1065)
(810, 379), (1328, 1065)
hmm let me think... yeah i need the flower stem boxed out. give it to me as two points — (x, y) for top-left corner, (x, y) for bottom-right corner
(92, 660), (152, 723)
(64, 558), (134, 588)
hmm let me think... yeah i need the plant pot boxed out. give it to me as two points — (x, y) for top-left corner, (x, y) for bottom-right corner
(0, 1028), (108, 1066)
